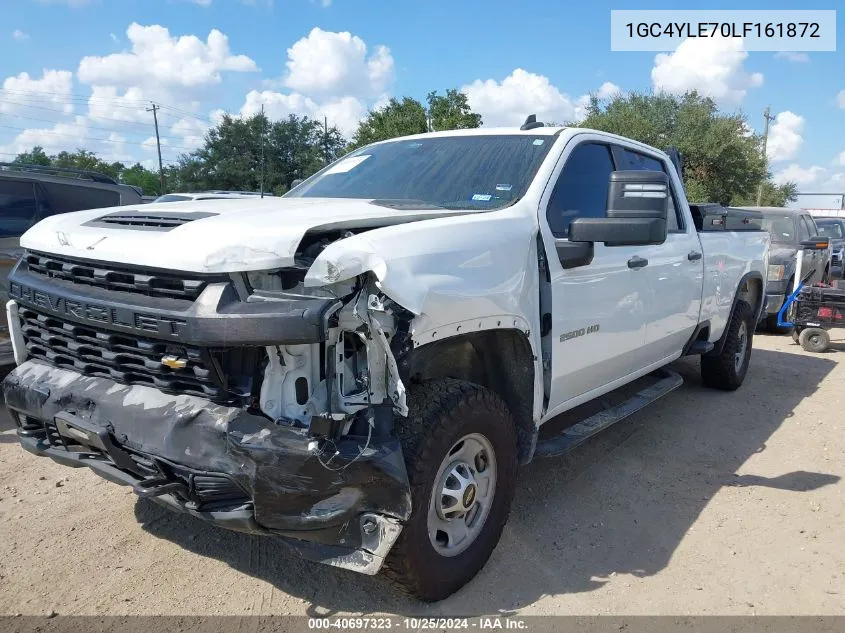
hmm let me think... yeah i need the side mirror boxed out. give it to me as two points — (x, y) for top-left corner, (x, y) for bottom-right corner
(568, 170), (669, 246)
(801, 237), (830, 250)
(290, 179), (304, 189)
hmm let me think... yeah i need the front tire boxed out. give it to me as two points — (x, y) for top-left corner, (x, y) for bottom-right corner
(702, 300), (754, 391)
(383, 379), (518, 602)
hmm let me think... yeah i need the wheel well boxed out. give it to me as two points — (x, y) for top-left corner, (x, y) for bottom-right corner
(399, 330), (535, 464)
(737, 275), (764, 319)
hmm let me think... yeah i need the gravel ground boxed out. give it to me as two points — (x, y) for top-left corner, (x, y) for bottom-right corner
(1, 331), (843, 616)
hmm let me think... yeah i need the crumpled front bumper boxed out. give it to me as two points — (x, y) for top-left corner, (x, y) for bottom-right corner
(4, 360), (411, 575)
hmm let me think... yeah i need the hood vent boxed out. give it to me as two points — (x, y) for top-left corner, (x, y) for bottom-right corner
(85, 210), (218, 231)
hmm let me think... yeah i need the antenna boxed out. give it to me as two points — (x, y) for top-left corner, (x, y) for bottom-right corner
(520, 114), (544, 131)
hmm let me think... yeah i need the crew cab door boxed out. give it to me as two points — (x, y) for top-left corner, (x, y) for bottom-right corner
(614, 146), (703, 363)
(539, 137), (654, 414)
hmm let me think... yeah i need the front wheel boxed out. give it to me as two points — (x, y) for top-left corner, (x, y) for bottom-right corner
(792, 328), (802, 344)
(701, 300), (754, 391)
(383, 379), (518, 602)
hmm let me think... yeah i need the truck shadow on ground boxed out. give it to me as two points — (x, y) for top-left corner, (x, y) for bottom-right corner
(135, 347), (839, 616)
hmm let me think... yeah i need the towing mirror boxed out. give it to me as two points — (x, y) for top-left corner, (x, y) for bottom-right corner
(801, 237), (830, 250)
(568, 170), (669, 246)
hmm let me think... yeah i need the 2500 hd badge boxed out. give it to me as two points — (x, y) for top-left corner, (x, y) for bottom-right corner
(560, 323), (600, 343)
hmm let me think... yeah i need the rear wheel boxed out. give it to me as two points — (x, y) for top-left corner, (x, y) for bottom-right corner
(702, 300), (754, 391)
(383, 379), (518, 602)
(799, 328), (830, 353)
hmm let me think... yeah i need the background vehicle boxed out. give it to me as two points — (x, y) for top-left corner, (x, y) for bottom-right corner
(0, 163), (142, 365)
(3, 123), (768, 601)
(813, 217), (845, 278)
(152, 191), (274, 202)
(738, 206), (831, 332)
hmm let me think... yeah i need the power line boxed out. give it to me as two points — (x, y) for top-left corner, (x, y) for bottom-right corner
(0, 109), (197, 142)
(0, 124), (200, 151)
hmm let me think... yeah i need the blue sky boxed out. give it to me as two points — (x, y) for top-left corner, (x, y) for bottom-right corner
(1, 0), (843, 192)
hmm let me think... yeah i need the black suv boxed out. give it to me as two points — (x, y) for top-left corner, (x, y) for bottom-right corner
(0, 164), (143, 364)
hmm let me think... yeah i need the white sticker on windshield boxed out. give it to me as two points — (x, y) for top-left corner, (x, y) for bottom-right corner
(472, 194), (492, 201)
(325, 155), (370, 175)
(496, 184), (513, 191)
(533, 139), (545, 146)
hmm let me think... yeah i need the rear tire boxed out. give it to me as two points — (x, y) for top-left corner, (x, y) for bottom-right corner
(799, 328), (830, 353)
(383, 379), (518, 602)
(702, 300), (754, 391)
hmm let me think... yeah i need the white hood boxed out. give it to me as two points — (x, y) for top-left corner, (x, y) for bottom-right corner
(20, 197), (464, 273)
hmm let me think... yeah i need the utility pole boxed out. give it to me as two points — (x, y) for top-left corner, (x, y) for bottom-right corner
(259, 104), (266, 198)
(324, 116), (329, 164)
(756, 105), (776, 206)
(146, 102), (166, 195)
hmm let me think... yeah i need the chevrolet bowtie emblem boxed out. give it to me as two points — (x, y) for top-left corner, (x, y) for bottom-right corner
(161, 355), (187, 369)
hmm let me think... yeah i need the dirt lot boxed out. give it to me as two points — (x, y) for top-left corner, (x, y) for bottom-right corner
(1, 331), (843, 617)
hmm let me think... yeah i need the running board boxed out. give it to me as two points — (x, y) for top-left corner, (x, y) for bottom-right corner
(534, 368), (684, 458)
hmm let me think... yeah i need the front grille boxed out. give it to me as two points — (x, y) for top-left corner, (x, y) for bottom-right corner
(25, 251), (219, 301)
(19, 306), (226, 401)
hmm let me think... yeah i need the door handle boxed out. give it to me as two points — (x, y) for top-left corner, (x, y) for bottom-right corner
(627, 256), (648, 269)
(687, 251), (702, 261)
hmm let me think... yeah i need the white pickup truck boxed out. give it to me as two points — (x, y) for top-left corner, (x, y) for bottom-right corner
(3, 121), (770, 601)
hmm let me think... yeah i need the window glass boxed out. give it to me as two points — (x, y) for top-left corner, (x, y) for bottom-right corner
(620, 148), (682, 232)
(41, 182), (121, 214)
(547, 143), (614, 237)
(797, 216), (811, 241)
(815, 221), (844, 239)
(289, 135), (554, 211)
(0, 179), (38, 237)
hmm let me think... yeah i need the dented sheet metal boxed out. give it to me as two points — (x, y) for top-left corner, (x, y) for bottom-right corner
(3, 361), (411, 571)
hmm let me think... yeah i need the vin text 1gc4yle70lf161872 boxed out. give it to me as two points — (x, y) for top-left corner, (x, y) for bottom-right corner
(3, 119), (771, 601)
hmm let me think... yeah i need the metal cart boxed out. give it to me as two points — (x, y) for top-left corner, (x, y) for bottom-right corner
(778, 237), (843, 352)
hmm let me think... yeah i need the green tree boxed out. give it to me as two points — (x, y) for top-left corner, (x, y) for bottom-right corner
(13, 146), (51, 166)
(577, 91), (769, 206)
(120, 162), (161, 196)
(427, 89), (482, 131)
(349, 97), (428, 149)
(733, 181), (799, 208)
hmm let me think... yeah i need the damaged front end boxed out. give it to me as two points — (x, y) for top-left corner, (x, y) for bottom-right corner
(3, 248), (413, 575)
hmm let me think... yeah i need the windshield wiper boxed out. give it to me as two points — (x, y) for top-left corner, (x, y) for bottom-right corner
(369, 199), (445, 210)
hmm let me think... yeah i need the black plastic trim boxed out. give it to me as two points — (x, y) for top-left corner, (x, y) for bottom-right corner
(682, 320), (711, 356)
(8, 262), (339, 346)
(555, 239), (594, 269)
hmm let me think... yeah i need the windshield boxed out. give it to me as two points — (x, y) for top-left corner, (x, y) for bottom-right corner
(815, 221), (844, 239)
(286, 135), (555, 210)
(761, 215), (796, 243)
(154, 194), (192, 202)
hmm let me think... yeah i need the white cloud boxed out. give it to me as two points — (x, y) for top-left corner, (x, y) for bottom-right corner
(837, 90), (845, 109)
(774, 52), (810, 63)
(12, 30), (30, 42)
(169, 116), (209, 150)
(766, 111), (804, 163)
(86, 85), (149, 123)
(78, 23), (258, 91)
(240, 90), (366, 136)
(283, 28), (393, 98)
(109, 32), (119, 43)
(462, 69), (587, 127)
(33, 0), (93, 6)
(191, 0), (212, 5)
(651, 35), (763, 105)
(0, 116), (132, 163)
(834, 149), (845, 167)
(773, 163), (827, 187)
(1, 69), (74, 115)
(596, 81), (621, 100)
